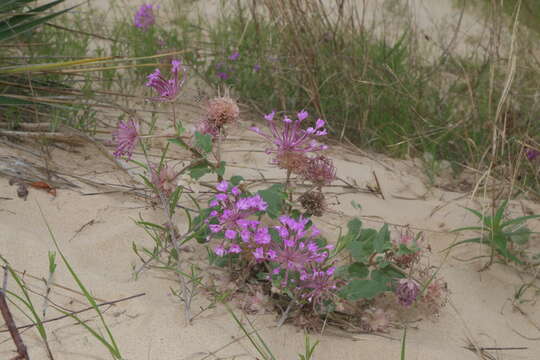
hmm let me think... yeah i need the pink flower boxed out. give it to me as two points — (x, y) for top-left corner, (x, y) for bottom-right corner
(253, 247), (264, 260)
(229, 244), (242, 254)
(526, 148), (540, 161)
(298, 268), (338, 306)
(113, 119), (140, 160)
(134, 4), (156, 30)
(251, 110), (329, 170)
(214, 245), (226, 257)
(228, 51), (240, 61)
(145, 59), (186, 102)
(150, 163), (178, 197)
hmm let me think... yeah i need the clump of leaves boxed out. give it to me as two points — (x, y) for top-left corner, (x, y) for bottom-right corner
(335, 218), (448, 330)
(449, 200), (540, 268)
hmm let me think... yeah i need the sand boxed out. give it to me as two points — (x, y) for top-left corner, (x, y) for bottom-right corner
(2, 1), (540, 359)
(2, 84), (540, 359)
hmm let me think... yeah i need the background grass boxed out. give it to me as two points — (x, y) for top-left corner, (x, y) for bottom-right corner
(2, 0), (539, 195)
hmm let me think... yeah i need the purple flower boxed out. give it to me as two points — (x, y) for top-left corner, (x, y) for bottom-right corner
(228, 51), (240, 61)
(253, 247), (264, 260)
(145, 59), (186, 102)
(214, 245), (226, 257)
(253, 64), (261, 72)
(206, 182), (269, 256)
(217, 180), (229, 192)
(217, 72), (229, 80)
(229, 244), (242, 254)
(526, 148), (540, 161)
(298, 267), (338, 306)
(396, 279), (420, 307)
(113, 119), (140, 160)
(269, 216), (328, 282)
(134, 4), (156, 30)
(251, 110), (329, 171)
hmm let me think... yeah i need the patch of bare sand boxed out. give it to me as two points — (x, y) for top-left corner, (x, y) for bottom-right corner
(1, 85), (540, 360)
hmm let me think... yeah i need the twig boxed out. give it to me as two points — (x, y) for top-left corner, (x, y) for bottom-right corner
(0, 293), (145, 334)
(277, 301), (294, 327)
(0, 266), (30, 360)
(372, 171), (385, 200)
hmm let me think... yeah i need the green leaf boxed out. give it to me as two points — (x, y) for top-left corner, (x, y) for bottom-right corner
(338, 279), (388, 300)
(347, 218), (362, 236)
(189, 162), (212, 180)
(230, 175), (244, 186)
(168, 186), (183, 216)
(347, 238), (372, 263)
(351, 200), (362, 209)
(216, 161), (226, 177)
(501, 214), (540, 228)
(462, 206), (485, 220)
(372, 266), (404, 282)
(347, 262), (369, 278)
(493, 200), (508, 228)
(194, 131), (212, 154)
(508, 227), (532, 245)
(257, 184), (286, 219)
(0, 2), (77, 43)
(450, 226), (485, 233)
(374, 223), (391, 253)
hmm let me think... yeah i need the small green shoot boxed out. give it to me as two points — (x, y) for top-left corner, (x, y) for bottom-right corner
(449, 200), (540, 267)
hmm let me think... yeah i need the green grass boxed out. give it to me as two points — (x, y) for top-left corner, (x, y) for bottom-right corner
(189, 0), (539, 195)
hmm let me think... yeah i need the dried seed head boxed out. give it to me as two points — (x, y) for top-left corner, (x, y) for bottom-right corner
(299, 191), (326, 217)
(396, 279), (420, 307)
(302, 155), (336, 186)
(276, 151), (310, 173)
(207, 96), (240, 128)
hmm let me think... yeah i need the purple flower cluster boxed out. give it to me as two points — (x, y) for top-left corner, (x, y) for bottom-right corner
(395, 279), (420, 307)
(206, 181), (338, 307)
(134, 4), (156, 31)
(251, 110), (329, 171)
(207, 180), (268, 256)
(145, 59), (186, 102)
(269, 215), (336, 306)
(113, 119), (140, 160)
(526, 148), (540, 161)
(216, 51), (240, 80)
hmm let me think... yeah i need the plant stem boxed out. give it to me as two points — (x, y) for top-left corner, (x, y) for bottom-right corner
(140, 144), (192, 324)
(171, 103), (178, 130)
(216, 128), (223, 182)
(285, 168), (293, 212)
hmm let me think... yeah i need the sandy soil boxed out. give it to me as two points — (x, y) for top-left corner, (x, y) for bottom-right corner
(2, 1), (540, 359)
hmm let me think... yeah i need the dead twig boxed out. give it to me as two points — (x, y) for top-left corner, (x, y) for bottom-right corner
(372, 170), (385, 200)
(0, 266), (30, 360)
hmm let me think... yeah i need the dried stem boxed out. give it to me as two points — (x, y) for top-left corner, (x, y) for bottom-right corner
(140, 145), (193, 324)
(0, 266), (30, 360)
